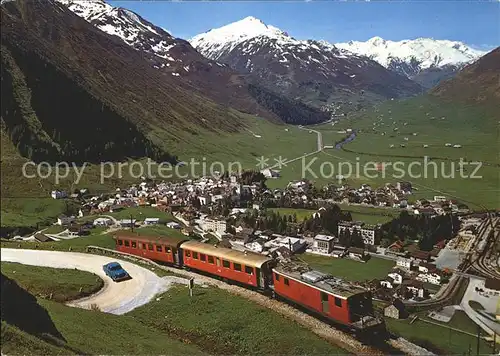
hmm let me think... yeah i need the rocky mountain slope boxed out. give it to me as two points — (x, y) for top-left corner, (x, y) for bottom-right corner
(55, 0), (329, 124)
(431, 46), (500, 106)
(191, 17), (423, 110)
(0, 0), (252, 164)
(336, 37), (486, 88)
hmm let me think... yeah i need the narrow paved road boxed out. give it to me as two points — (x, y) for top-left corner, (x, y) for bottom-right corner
(1, 248), (176, 314)
(266, 126), (324, 170)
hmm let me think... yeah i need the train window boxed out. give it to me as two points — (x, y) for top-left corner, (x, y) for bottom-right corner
(141, 243), (146, 249)
(193, 252), (199, 260)
(245, 266), (254, 275)
(334, 297), (342, 307)
(186, 251), (191, 258)
(275, 273), (280, 281)
(222, 260), (230, 268)
(216, 258), (221, 267)
(208, 256), (214, 264)
(284, 278), (290, 286)
(124, 240), (130, 247)
(200, 254), (206, 262)
(148, 244), (154, 251)
(118, 240), (123, 246)
(131, 241), (137, 248)
(166, 247), (171, 253)
(156, 245), (163, 252)
(233, 263), (242, 272)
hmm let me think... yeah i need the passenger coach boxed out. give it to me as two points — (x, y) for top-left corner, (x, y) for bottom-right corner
(180, 240), (274, 289)
(113, 234), (188, 267)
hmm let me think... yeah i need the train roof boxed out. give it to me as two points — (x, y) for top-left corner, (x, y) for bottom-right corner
(113, 233), (188, 247)
(273, 265), (368, 299)
(180, 240), (273, 269)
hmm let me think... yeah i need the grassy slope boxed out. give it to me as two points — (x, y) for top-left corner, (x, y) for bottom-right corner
(1, 118), (317, 228)
(128, 285), (344, 355)
(1, 232), (116, 252)
(281, 96), (499, 209)
(1, 262), (103, 302)
(298, 253), (394, 282)
(1, 257), (345, 355)
(385, 314), (493, 355)
(270, 206), (397, 224)
(106, 206), (175, 221)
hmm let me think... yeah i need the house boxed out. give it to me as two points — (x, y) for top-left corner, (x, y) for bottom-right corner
(347, 247), (368, 261)
(416, 272), (441, 285)
(57, 215), (75, 226)
(166, 222), (181, 229)
(68, 225), (89, 237)
(388, 272), (403, 285)
(400, 280), (427, 299)
(198, 196), (211, 206)
(384, 299), (408, 319)
(396, 258), (413, 270)
(51, 190), (67, 199)
(338, 221), (379, 245)
(386, 241), (406, 257)
(245, 240), (266, 253)
(143, 218), (160, 225)
(410, 250), (431, 262)
(418, 262), (437, 274)
(396, 182), (412, 194)
(484, 278), (500, 296)
(119, 219), (137, 228)
(276, 237), (305, 253)
(380, 276), (396, 289)
(261, 168), (280, 179)
(93, 217), (113, 227)
(33, 233), (54, 243)
(314, 234), (336, 254)
(433, 240), (446, 250)
(200, 218), (227, 235)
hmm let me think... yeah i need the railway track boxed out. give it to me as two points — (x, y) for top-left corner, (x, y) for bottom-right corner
(86, 245), (432, 356)
(404, 215), (498, 310)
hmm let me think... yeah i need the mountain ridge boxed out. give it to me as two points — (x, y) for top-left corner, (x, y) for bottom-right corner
(336, 37), (486, 88)
(55, 0), (331, 125)
(430, 46), (500, 106)
(190, 16), (422, 110)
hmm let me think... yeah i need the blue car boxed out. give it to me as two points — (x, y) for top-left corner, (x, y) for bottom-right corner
(102, 262), (129, 282)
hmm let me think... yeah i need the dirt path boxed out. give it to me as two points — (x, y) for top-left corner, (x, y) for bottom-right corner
(0, 248), (177, 314)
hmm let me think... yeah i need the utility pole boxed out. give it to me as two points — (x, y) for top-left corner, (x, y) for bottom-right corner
(492, 332), (496, 355)
(476, 324), (481, 356)
(189, 278), (194, 298)
(130, 214), (134, 233)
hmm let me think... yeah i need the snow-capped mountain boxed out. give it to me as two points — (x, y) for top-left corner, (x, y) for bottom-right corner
(336, 37), (486, 87)
(191, 17), (422, 108)
(56, 0), (327, 123)
(56, 0), (198, 73)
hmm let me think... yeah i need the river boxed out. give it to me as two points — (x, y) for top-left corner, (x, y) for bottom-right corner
(335, 131), (357, 149)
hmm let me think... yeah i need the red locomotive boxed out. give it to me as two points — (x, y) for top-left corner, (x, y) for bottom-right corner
(273, 266), (384, 333)
(112, 233), (384, 333)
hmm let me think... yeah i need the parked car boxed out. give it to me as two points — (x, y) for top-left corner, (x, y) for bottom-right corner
(102, 262), (129, 282)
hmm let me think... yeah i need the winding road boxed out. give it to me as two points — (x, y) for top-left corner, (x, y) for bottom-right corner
(1, 248), (177, 314)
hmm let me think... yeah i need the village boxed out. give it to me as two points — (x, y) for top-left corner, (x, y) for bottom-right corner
(19, 171), (481, 307)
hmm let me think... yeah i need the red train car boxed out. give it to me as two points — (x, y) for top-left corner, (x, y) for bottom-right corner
(180, 240), (274, 289)
(273, 266), (384, 332)
(113, 234), (188, 266)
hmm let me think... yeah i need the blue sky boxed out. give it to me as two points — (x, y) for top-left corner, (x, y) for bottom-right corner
(110, 1), (499, 49)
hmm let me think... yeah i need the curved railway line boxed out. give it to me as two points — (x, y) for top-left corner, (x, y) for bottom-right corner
(403, 214), (499, 311)
(85, 245), (430, 356)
